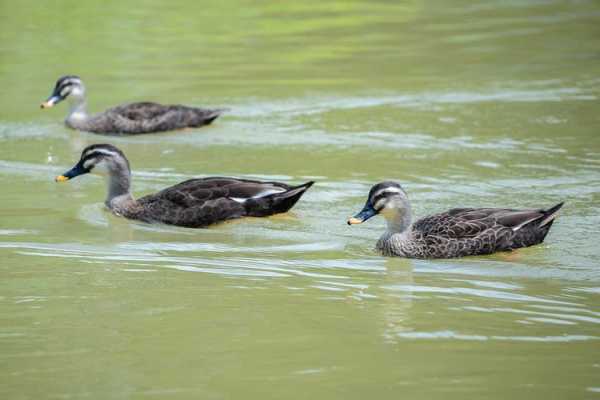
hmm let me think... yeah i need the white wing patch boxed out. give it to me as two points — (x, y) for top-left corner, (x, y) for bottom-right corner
(511, 216), (541, 232)
(229, 188), (286, 204)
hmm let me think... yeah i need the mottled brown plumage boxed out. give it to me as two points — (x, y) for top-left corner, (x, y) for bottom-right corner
(348, 181), (563, 259)
(41, 76), (223, 135)
(56, 144), (313, 227)
(128, 177), (314, 227)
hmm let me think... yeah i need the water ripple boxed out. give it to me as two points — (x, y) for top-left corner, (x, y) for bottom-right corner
(383, 284), (579, 305)
(395, 331), (598, 342)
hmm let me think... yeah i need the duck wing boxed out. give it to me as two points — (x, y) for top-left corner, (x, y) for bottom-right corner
(413, 203), (564, 255)
(414, 208), (512, 238)
(136, 178), (313, 227)
(90, 102), (223, 134)
(415, 205), (563, 237)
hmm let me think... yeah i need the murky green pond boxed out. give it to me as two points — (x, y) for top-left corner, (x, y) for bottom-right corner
(1, 0), (599, 398)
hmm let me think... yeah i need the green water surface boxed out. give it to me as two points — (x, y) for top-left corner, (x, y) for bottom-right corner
(1, 0), (599, 399)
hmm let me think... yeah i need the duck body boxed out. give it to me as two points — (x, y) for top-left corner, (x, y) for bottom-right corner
(120, 177), (313, 228)
(56, 144), (313, 228)
(66, 102), (222, 135)
(42, 76), (223, 135)
(375, 205), (563, 258)
(348, 181), (563, 259)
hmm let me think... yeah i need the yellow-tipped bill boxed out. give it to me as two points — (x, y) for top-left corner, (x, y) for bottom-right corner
(55, 175), (69, 182)
(347, 204), (377, 225)
(40, 95), (61, 109)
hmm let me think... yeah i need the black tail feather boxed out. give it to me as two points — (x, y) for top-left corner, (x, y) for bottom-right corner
(527, 201), (564, 244)
(270, 181), (314, 214)
(245, 181), (314, 217)
(202, 110), (223, 125)
(539, 202), (564, 228)
(195, 109), (226, 126)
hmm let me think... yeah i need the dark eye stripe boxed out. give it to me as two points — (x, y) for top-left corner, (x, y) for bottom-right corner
(54, 78), (80, 93)
(371, 188), (406, 206)
(372, 192), (392, 203)
(57, 82), (74, 92)
(81, 152), (105, 163)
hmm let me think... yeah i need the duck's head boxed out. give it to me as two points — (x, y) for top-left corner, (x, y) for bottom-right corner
(347, 181), (410, 225)
(41, 75), (85, 109)
(55, 144), (130, 182)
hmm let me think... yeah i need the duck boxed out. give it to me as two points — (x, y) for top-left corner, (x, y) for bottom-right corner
(55, 144), (314, 227)
(347, 181), (563, 259)
(41, 76), (224, 134)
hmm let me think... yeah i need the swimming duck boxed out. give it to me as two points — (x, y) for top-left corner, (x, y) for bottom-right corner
(41, 76), (223, 134)
(347, 181), (563, 259)
(55, 144), (314, 227)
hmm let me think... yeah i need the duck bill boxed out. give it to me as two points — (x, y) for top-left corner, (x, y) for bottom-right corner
(40, 95), (62, 109)
(347, 204), (377, 225)
(55, 162), (88, 182)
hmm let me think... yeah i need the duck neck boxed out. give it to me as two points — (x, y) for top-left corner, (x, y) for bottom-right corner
(65, 96), (89, 128)
(384, 204), (413, 235)
(105, 169), (135, 211)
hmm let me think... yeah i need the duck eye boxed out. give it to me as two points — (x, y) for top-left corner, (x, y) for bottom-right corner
(59, 86), (72, 98)
(373, 197), (387, 210)
(82, 159), (95, 170)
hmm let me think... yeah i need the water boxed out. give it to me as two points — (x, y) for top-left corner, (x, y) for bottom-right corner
(1, 0), (600, 398)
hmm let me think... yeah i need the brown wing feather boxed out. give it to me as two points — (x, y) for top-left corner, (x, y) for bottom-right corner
(85, 102), (223, 134)
(146, 177), (292, 202)
(132, 177), (298, 227)
(112, 102), (170, 120)
(415, 206), (555, 239)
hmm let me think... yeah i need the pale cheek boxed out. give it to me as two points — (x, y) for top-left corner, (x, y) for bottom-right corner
(374, 199), (385, 210)
(380, 206), (401, 220)
(379, 207), (395, 219)
(71, 87), (83, 97)
(91, 162), (109, 176)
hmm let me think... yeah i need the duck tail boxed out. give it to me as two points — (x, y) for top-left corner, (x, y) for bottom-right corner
(202, 108), (226, 125)
(537, 202), (564, 228)
(268, 181), (314, 214)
